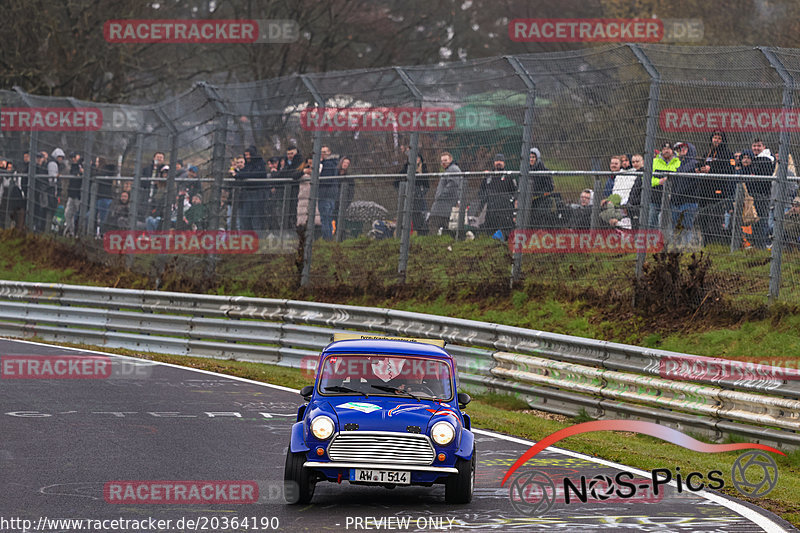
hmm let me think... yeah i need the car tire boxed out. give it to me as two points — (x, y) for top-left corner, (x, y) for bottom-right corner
(284, 451), (315, 504)
(445, 448), (475, 504)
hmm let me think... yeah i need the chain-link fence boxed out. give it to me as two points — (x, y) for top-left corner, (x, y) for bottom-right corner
(1, 44), (799, 305)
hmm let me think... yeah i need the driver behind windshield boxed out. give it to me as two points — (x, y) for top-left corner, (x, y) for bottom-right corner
(319, 355), (451, 399)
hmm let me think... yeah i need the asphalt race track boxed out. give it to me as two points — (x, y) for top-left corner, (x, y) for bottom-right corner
(1, 339), (796, 533)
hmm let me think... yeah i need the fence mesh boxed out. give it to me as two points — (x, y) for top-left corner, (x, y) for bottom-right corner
(1, 43), (799, 306)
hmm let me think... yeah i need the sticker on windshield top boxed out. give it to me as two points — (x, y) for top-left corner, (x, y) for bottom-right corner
(337, 402), (382, 414)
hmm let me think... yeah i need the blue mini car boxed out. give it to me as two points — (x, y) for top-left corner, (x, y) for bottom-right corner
(284, 335), (475, 504)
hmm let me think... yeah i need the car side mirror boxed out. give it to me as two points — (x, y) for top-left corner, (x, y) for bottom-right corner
(300, 385), (314, 400)
(458, 392), (471, 408)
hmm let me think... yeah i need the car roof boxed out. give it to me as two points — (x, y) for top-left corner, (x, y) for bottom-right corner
(321, 339), (452, 359)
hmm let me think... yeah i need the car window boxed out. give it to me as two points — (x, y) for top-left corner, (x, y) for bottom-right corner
(318, 354), (453, 400)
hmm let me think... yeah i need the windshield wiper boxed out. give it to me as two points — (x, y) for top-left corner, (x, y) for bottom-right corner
(370, 385), (421, 401)
(324, 385), (369, 397)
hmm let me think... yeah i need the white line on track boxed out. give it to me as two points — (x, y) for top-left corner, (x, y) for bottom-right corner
(3, 338), (790, 533)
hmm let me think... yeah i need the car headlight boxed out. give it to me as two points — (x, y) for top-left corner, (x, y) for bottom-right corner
(431, 421), (455, 446)
(311, 416), (335, 440)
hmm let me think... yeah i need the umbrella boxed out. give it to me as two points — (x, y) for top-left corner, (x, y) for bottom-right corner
(345, 200), (389, 222)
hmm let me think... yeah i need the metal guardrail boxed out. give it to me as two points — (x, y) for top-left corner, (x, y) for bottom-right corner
(0, 280), (797, 450)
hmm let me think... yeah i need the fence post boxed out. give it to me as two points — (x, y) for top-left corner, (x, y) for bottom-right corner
(591, 175), (602, 230)
(300, 75), (325, 287)
(507, 56), (537, 286)
(730, 182), (744, 252)
(629, 44), (661, 280)
(761, 47), (794, 304)
(394, 67), (424, 283)
(128, 132), (145, 233)
(335, 178), (347, 243)
(78, 132), (94, 236)
(25, 130), (38, 231)
(14, 88), (40, 232)
(660, 178), (673, 243)
(200, 83), (230, 233)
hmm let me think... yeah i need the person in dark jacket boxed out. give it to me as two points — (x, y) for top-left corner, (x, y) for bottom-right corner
(697, 131), (735, 203)
(63, 152), (83, 236)
(95, 160), (116, 235)
(276, 145), (304, 232)
(233, 145), (268, 231)
(103, 190), (130, 233)
(741, 145), (774, 248)
(477, 153), (517, 238)
(696, 131), (736, 244)
(428, 152), (463, 234)
(569, 188), (594, 229)
(671, 142), (699, 243)
(336, 157), (355, 237)
(318, 145), (339, 240)
(528, 147), (555, 229)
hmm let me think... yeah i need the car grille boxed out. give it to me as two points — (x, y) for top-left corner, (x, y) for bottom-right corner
(328, 432), (435, 465)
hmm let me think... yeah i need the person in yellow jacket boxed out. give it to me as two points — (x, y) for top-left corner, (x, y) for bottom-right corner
(649, 142), (681, 228)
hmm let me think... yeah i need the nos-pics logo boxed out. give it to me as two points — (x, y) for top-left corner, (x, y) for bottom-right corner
(503, 420), (782, 516)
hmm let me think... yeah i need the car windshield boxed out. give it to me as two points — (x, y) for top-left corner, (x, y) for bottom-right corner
(318, 354), (453, 400)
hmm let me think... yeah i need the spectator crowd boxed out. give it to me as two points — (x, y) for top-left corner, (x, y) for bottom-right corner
(1, 130), (800, 251)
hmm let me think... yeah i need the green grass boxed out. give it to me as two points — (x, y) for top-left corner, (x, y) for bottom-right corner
(1, 229), (799, 362)
(22, 337), (800, 528)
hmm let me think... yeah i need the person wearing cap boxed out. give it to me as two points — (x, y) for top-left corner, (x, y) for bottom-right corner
(649, 142), (681, 229)
(477, 153), (517, 239)
(528, 147), (555, 229)
(185, 165), (203, 200)
(34, 148), (64, 233)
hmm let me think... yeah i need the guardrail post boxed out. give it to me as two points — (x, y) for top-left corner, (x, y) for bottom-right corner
(761, 47), (794, 303)
(300, 75), (325, 287)
(78, 132), (94, 236)
(394, 67), (424, 283)
(629, 44), (661, 280)
(507, 56), (537, 285)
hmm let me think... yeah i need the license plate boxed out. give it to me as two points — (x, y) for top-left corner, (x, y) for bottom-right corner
(352, 469), (410, 485)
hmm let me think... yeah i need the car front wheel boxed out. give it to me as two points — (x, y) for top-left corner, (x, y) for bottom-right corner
(445, 448), (475, 504)
(284, 451), (315, 504)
